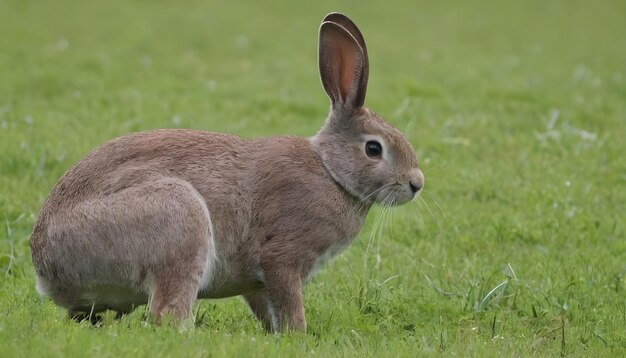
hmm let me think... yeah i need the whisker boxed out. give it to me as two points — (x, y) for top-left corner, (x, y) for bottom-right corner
(375, 193), (393, 271)
(422, 190), (447, 219)
(362, 183), (394, 203)
(389, 197), (396, 231)
(403, 113), (416, 134)
(369, 193), (388, 270)
(418, 194), (437, 223)
(364, 202), (386, 270)
(410, 197), (428, 227)
(385, 199), (394, 237)
(352, 183), (395, 216)
(420, 163), (448, 174)
(352, 201), (366, 217)
(355, 185), (397, 256)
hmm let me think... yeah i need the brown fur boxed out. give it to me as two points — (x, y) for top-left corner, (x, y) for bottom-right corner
(30, 13), (424, 332)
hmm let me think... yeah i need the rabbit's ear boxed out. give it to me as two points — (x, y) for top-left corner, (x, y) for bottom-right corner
(322, 13), (368, 67)
(319, 20), (368, 111)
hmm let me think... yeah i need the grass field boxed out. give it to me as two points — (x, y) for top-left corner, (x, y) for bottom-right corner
(1, 0), (625, 356)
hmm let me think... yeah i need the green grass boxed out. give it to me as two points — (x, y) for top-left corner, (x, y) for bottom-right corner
(1, 0), (625, 356)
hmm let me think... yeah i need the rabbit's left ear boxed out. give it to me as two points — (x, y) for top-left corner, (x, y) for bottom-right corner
(322, 13), (368, 68)
(318, 19), (369, 111)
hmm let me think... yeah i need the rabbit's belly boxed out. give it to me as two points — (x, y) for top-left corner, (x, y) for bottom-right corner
(78, 286), (148, 311)
(35, 274), (149, 313)
(197, 258), (265, 299)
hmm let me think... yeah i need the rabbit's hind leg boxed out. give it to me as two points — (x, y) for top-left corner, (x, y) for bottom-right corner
(35, 177), (215, 325)
(134, 178), (215, 324)
(77, 177), (215, 324)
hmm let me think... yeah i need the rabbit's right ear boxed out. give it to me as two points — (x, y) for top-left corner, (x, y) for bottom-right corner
(318, 20), (368, 112)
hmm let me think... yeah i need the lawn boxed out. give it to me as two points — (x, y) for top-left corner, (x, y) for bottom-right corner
(1, 0), (625, 356)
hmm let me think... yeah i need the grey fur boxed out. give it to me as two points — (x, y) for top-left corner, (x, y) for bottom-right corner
(30, 13), (424, 332)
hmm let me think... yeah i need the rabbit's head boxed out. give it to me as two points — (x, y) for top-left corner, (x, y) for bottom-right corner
(311, 13), (424, 207)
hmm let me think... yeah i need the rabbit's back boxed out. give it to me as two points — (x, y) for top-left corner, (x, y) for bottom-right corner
(41, 129), (245, 205)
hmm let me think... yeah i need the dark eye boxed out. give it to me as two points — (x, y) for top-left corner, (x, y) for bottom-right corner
(365, 141), (383, 158)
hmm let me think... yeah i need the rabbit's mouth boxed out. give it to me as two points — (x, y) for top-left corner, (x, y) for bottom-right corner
(375, 183), (416, 207)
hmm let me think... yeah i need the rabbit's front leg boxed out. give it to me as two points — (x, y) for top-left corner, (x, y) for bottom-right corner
(264, 271), (306, 332)
(244, 291), (276, 332)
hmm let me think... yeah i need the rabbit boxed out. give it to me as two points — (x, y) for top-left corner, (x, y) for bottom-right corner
(30, 12), (424, 332)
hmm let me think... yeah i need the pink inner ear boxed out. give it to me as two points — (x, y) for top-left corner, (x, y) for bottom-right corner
(339, 49), (357, 101)
(320, 21), (364, 105)
(328, 31), (358, 102)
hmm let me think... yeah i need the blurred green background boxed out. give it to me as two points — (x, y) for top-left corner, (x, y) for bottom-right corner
(1, 0), (625, 356)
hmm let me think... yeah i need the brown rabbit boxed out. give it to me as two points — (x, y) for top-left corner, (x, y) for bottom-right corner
(30, 13), (424, 332)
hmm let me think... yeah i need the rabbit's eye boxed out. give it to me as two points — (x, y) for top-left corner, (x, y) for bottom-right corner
(365, 141), (383, 158)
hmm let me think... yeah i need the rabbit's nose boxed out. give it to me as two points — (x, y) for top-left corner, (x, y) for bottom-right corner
(408, 168), (424, 195)
(409, 181), (422, 194)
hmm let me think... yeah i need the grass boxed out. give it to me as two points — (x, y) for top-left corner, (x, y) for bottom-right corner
(1, 0), (625, 356)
